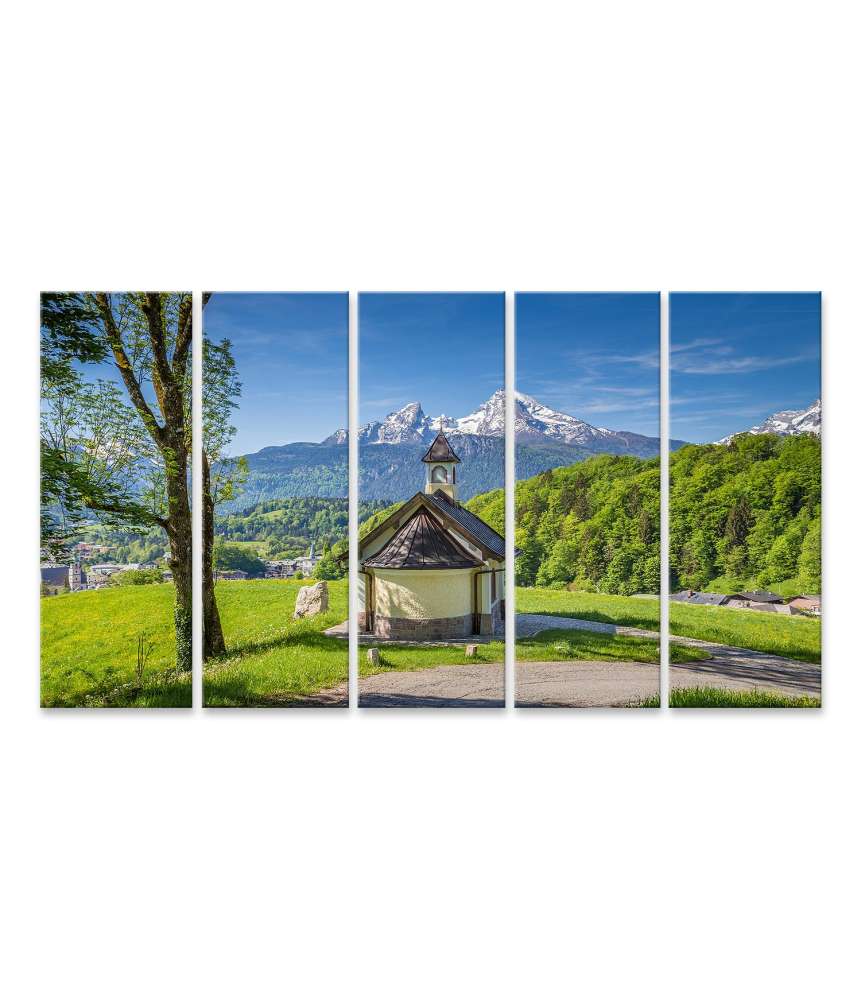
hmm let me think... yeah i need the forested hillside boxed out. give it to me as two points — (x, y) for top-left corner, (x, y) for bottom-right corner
(506, 432), (820, 595)
(227, 434), (673, 506)
(216, 498), (388, 560)
(515, 455), (660, 593)
(669, 433), (820, 593)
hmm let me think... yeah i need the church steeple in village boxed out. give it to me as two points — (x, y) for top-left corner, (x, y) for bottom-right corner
(421, 431), (461, 501)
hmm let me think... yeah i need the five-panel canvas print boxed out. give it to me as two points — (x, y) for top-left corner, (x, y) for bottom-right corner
(39, 292), (822, 709)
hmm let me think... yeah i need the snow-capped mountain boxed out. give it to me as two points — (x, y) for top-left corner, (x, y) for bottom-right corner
(240, 391), (679, 505)
(432, 388), (508, 436)
(357, 401), (434, 444)
(717, 399), (821, 444)
(326, 389), (665, 452)
(512, 391), (631, 447)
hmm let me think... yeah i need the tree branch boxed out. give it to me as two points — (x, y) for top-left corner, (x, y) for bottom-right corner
(94, 293), (166, 447)
(140, 293), (175, 411)
(173, 293), (193, 377)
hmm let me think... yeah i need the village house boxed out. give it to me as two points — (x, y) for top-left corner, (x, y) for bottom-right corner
(670, 590), (729, 607)
(40, 563), (88, 594)
(357, 431), (506, 640)
(265, 544), (321, 579)
(265, 560), (296, 578)
(216, 569), (249, 581)
(788, 595), (822, 616)
(294, 543), (321, 577)
(671, 588), (819, 616)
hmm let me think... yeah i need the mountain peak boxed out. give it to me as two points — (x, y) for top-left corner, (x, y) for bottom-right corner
(358, 401), (431, 444)
(326, 389), (667, 452)
(717, 399), (821, 444)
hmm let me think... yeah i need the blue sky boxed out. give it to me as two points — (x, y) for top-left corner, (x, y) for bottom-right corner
(205, 292), (348, 455)
(359, 293), (504, 422)
(671, 293), (821, 443)
(516, 293), (660, 437)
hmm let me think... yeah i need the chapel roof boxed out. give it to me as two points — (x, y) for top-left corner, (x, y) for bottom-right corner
(421, 431), (461, 464)
(427, 491), (505, 560)
(364, 508), (481, 570)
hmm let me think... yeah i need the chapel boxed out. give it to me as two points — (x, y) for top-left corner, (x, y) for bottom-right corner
(358, 431), (506, 639)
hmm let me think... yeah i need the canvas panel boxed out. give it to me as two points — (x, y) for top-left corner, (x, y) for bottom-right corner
(514, 292), (661, 708)
(357, 292), (506, 707)
(201, 292), (349, 707)
(40, 292), (194, 707)
(668, 292), (821, 708)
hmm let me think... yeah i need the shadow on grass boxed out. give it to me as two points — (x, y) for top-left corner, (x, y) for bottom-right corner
(209, 626), (346, 664)
(42, 669), (192, 708)
(204, 672), (347, 708)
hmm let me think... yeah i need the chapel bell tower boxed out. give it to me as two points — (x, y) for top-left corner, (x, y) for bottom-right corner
(421, 430), (461, 501)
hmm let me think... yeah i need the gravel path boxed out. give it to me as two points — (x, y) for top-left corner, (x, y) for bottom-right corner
(310, 613), (820, 705)
(358, 664), (504, 707)
(517, 613), (820, 699)
(352, 660), (658, 708)
(515, 660), (658, 707)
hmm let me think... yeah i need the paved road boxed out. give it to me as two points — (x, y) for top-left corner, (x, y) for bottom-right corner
(351, 660), (660, 708)
(516, 660), (658, 707)
(357, 664), (504, 708)
(309, 613), (820, 705)
(517, 613), (821, 699)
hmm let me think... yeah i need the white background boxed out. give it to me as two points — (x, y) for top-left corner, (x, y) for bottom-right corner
(1, 2), (859, 998)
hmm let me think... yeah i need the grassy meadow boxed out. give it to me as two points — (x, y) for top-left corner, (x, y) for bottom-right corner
(41, 584), (191, 707)
(669, 686), (821, 708)
(206, 579), (706, 704)
(515, 587), (821, 663)
(204, 578), (349, 705)
(43, 579), (817, 708)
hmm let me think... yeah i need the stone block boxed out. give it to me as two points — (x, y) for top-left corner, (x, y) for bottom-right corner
(293, 580), (329, 618)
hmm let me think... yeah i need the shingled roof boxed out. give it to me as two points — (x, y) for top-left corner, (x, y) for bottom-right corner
(421, 431), (461, 464)
(427, 491), (505, 560)
(364, 508), (481, 570)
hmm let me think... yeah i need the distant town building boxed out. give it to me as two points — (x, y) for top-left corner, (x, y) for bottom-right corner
(264, 544), (322, 579)
(40, 565), (70, 594)
(788, 595), (822, 616)
(670, 590), (729, 606)
(265, 559), (298, 578)
(216, 569), (248, 581)
(736, 590), (783, 604)
(672, 588), (819, 616)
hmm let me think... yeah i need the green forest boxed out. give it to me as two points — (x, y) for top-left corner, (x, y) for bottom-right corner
(514, 454), (660, 593)
(505, 432), (820, 596)
(216, 497), (388, 559)
(669, 433), (820, 594)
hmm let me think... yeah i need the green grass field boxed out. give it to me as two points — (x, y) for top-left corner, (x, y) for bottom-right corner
(669, 686), (821, 708)
(207, 580), (706, 704)
(41, 584), (190, 707)
(47, 579), (803, 708)
(515, 587), (821, 663)
(204, 578), (350, 705)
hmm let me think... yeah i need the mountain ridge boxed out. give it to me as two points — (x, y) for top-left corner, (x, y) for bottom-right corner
(326, 389), (669, 454)
(716, 399), (821, 444)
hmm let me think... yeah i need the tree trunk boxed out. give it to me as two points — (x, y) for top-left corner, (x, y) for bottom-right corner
(202, 451), (226, 658)
(164, 431), (193, 674)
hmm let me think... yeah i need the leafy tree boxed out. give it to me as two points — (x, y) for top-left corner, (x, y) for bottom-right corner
(214, 542), (266, 577)
(797, 514), (822, 593)
(487, 432), (820, 596)
(202, 300), (246, 658)
(40, 293), (194, 673)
